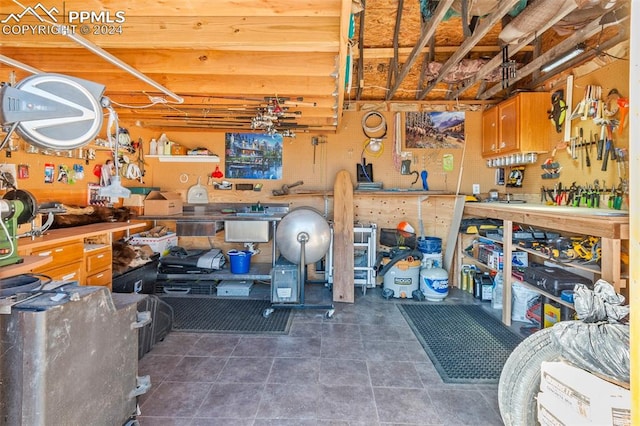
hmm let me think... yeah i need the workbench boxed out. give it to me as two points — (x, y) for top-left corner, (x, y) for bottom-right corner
(138, 203), (288, 285)
(461, 202), (629, 325)
(15, 222), (147, 288)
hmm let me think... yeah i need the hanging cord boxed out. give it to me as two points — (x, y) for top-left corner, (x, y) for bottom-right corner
(361, 111), (387, 139)
(360, 111), (388, 182)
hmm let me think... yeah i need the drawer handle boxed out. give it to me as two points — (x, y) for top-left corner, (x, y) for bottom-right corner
(163, 287), (191, 295)
(96, 254), (105, 259)
(95, 273), (104, 279)
(132, 311), (152, 329)
(54, 248), (64, 253)
(38, 251), (52, 256)
(62, 272), (77, 281)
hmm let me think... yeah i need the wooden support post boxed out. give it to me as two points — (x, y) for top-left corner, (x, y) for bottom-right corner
(332, 170), (354, 303)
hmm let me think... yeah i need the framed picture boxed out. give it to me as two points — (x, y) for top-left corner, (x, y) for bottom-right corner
(404, 111), (466, 149)
(224, 133), (283, 179)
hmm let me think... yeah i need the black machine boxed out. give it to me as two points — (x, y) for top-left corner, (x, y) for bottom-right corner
(523, 262), (593, 296)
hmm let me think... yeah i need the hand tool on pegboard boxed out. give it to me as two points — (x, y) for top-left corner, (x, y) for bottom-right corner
(583, 129), (590, 168)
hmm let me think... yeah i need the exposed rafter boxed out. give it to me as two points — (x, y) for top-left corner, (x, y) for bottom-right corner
(416, 0), (521, 100)
(479, 6), (630, 99)
(385, 0), (455, 100)
(450, 0), (579, 100)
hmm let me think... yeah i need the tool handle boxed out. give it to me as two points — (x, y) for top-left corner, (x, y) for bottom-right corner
(597, 140), (604, 160)
(421, 170), (429, 191)
(585, 144), (591, 167)
(601, 142), (610, 171)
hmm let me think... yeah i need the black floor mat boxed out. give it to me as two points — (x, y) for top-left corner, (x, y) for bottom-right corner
(161, 297), (292, 334)
(398, 304), (524, 384)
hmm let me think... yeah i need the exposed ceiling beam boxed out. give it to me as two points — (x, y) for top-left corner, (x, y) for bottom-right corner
(355, 1), (366, 101)
(385, 0), (405, 94)
(416, 0), (521, 100)
(353, 45), (534, 60)
(450, 0), (578, 99)
(479, 8), (630, 99)
(385, 0), (455, 100)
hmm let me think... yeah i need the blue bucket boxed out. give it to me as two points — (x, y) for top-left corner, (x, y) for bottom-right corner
(228, 250), (252, 274)
(417, 236), (442, 254)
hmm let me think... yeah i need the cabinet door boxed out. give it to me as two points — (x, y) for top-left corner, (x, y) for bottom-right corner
(481, 107), (499, 157)
(498, 97), (519, 154)
(518, 92), (552, 152)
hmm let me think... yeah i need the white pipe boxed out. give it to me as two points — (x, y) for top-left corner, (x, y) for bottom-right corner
(63, 29), (184, 104)
(0, 54), (41, 74)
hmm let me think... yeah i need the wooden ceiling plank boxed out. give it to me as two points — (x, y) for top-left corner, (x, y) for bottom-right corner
(416, 0), (521, 100)
(385, 0), (455, 100)
(0, 0), (342, 18)
(451, 0), (578, 99)
(479, 10), (629, 100)
(50, 72), (336, 98)
(0, 16), (340, 51)
(333, 0), (354, 128)
(0, 48), (336, 77)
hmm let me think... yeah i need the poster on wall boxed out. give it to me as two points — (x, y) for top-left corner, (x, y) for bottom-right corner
(404, 111), (466, 149)
(0, 164), (18, 189)
(224, 133), (283, 179)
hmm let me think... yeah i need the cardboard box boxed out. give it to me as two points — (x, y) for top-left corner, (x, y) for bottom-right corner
(128, 232), (178, 257)
(539, 361), (631, 426)
(143, 191), (183, 216)
(123, 194), (145, 207)
(543, 302), (561, 328)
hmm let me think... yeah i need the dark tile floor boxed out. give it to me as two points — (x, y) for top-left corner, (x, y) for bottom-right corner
(137, 284), (511, 425)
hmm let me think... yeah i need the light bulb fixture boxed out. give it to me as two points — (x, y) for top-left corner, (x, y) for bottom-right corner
(368, 139), (382, 152)
(541, 43), (586, 73)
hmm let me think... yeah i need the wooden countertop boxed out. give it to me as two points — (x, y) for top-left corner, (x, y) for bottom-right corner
(0, 256), (53, 279)
(17, 222), (148, 251)
(464, 202), (629, 239)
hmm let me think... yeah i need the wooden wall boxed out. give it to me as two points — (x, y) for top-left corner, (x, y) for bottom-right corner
(2, 58), (628, 259)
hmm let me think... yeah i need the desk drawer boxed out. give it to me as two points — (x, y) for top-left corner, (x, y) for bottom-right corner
(37, 261), (83, 282)
(85, 246), (112, 272)
(86, 269), (112, 288)
(30, 241), (84, 270)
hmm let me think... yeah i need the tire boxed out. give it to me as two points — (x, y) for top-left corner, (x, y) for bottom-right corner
(498, 327), (562, 426)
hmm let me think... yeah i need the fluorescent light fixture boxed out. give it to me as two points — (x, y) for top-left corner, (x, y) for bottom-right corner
(541, 43), (586, 73)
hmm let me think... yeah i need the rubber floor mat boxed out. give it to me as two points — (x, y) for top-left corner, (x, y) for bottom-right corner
(162, 297), (292, 334)
(398, 304), (524, 383)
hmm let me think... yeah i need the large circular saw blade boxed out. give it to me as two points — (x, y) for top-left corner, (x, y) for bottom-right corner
(11, 73), (105, 150)
(3, 189), (37, 224)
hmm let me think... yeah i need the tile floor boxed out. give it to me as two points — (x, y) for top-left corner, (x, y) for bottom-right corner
(137, 284), (514, 425)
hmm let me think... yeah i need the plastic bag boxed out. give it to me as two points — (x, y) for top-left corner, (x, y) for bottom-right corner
(550, 321), (629, 383)
(550, 279), (630, 383)
(574, 279), (629, 323)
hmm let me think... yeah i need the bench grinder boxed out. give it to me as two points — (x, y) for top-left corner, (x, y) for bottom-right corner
(0, 198), (25, 267)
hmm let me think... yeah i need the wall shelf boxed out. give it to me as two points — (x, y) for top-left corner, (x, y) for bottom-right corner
(146, 155), (220, 163)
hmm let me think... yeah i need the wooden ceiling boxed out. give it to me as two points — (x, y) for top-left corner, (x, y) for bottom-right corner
(0, 0), (630, 136)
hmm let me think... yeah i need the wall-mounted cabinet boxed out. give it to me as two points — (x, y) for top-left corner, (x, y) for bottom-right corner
(482, 92), (550, 158)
